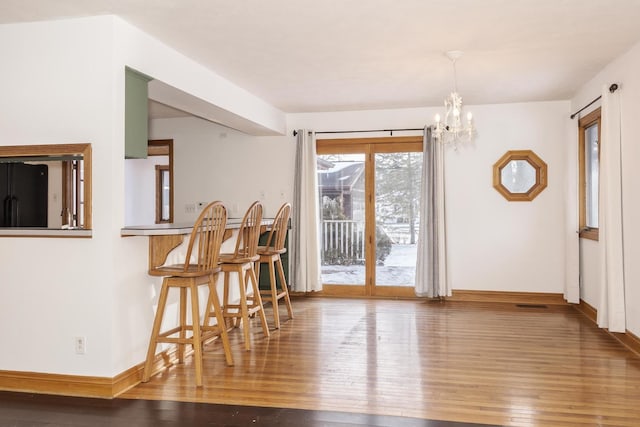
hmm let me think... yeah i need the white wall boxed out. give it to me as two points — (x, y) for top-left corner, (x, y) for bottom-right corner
(125, 156), (168, 225)
(571, 39), (640, 337)
(0, 17), (118, 376)
(445, 102), (569, 293)
(149, 117), (295, 220)
(288, 102), (569, 295)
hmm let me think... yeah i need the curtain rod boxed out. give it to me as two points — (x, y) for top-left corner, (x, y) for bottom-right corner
(570, 83), (619, 119)
(292, 128), (423, 137)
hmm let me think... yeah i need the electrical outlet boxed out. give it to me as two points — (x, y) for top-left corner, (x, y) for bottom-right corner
(75, 336), (86, 355)
(197, 201), (207, 211)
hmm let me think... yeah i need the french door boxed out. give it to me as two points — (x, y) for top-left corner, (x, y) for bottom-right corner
(316, 136), (423, 297)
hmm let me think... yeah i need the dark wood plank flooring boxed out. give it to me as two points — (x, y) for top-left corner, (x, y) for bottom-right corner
(0, 390), (497, 427)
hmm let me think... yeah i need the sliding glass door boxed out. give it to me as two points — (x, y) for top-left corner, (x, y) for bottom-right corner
(374, 150), (422, 294)
(317, 137), (422, 297)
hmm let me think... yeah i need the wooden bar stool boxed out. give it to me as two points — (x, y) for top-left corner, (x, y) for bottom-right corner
(218, 201), (270, 350)
(256, 202), (293, 329)
(142, 201), (233, 387)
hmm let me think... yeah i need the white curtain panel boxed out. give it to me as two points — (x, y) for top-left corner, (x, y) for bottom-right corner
(597, 85), (626, 333)
(564, 117), (580, 304)
(290, 130), (322, 292)
(415, 127), (450, 297)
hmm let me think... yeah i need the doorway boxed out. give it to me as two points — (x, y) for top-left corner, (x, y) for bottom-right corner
(317, 136), (423, 297)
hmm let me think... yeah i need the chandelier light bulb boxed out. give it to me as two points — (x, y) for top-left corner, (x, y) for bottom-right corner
(435, 113), (441, 123)
(467, 112), (473, 122)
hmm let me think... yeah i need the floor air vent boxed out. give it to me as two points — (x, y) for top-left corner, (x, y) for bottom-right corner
(516, 304), (548, 309)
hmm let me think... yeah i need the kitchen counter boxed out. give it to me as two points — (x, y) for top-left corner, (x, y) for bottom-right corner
(121, 219), (270, 269)
(121, 220), (244, 236)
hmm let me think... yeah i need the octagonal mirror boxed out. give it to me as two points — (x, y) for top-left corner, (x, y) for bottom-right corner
(493, 150), (547, 201)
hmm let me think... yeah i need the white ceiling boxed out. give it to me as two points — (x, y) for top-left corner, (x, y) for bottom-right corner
(3, 0), (640, 113)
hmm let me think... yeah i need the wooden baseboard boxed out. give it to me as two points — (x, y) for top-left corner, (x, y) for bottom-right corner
(0, 370), (117, 398)
(574, 299), (598, 322)
(292, 290), (569, 305)
(0, 348), (178, 399)
(447, 290), (568, 305)
(574, 299), (640, 357)
(612, 330), (640, 357)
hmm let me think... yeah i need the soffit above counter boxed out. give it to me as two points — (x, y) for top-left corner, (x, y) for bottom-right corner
(148, 80), (286, 136)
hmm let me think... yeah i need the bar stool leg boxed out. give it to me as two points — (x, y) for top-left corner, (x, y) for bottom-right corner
(267, 258), (281, 329)
(178, 287), (188, 364)
(222, 271), (235, 329)
(142, 280), (170, 382)
(204, 273), (234, 366)
(276, 256), (294, 319)
(254, 260), (261, 285)
(189, 282), (204, 387)
(237, 266), (252, 351)
(249, 265), (271, 337)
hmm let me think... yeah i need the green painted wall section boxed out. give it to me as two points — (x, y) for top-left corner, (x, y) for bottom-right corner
(125, 67), (152, 159)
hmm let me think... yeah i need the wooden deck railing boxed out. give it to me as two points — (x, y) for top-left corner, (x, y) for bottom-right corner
(320, 220), (365, 264)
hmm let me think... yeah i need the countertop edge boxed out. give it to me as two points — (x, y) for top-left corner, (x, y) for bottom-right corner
(0, 228), (92, 238)
(121, 219), (271, 237)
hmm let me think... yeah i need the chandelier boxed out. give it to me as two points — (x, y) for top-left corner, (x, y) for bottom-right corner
(433, 51), (475, 143)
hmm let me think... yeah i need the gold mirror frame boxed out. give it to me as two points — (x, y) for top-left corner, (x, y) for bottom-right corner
(493, 150), (547, 202)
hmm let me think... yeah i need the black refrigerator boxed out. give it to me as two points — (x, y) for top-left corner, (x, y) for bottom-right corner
(1, 162), (48, 227)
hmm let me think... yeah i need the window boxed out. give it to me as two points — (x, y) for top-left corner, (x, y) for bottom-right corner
(155, 165), (170, 223)
(148, 140), (173, 224)
(579, 108), (600, 240)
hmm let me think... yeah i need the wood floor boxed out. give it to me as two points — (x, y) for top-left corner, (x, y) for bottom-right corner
(119, 298), (640, 427)
(0, 391), (491, 427)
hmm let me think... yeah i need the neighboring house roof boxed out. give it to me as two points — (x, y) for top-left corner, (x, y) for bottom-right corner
(316, 158), (334, 170)
(318, 162), (365, 193)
